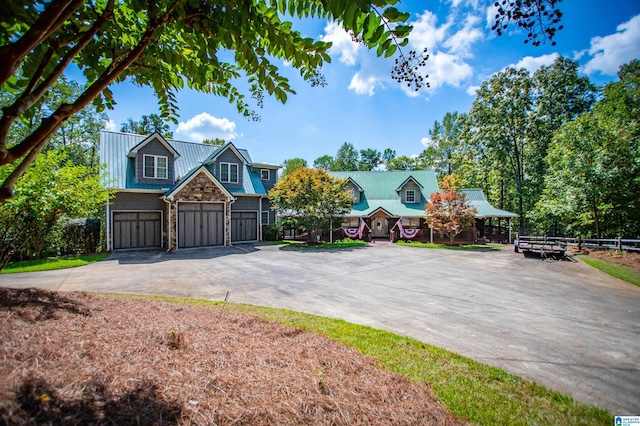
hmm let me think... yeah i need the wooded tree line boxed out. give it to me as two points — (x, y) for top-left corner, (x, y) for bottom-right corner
(289, 57), (639, 238)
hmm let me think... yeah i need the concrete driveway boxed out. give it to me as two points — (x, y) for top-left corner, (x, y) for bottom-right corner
(1, 243), (639, 414)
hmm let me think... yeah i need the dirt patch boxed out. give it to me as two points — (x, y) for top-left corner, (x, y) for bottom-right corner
(573, 248), (640, 272)
(0, 288), (467, 425)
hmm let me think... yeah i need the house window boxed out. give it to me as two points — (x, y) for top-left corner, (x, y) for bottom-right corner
(143, 155), (168, 179)
(261, 211), (269, 224)
(220, 162), (238, 183)
(403, 217), (421, 228)
(405, 189), (416, 203)
(261, 169), (270, 180)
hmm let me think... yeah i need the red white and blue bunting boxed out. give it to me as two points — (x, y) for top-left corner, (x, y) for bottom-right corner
(391, 220), (421, 240)
(342, 218), (370, 239)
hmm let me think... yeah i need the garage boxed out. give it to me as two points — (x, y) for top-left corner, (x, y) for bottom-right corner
(112, 211), (162, 250)
(231, 211), (258, 242)
(178, 202), (224, 248)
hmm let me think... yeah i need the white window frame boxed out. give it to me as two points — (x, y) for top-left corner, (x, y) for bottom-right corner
(405, 189), (416, 203)
(261, 211), (269, 225)
(261, 169), (270, 180)
(143, 154), (168, 179)
(220, 162), (239, 183)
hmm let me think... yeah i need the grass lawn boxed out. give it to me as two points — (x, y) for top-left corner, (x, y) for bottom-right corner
(396, 240), (501, 250)
(144, 295), (610, 425)
(1, 253), (111, 274)
(270, 239), (368, 249)
(575, 254), (640, 287)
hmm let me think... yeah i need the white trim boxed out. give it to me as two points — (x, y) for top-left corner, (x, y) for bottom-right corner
(111, 209), (164, 250)
(220, 162), (239, 183)
(405, 189), (416, 203)
(164, 199), (172, 251)
(207, 142), (247, 165)
(143, 154), (168, 179)
(164, 166), (234, 201)
(128, 132), (180, 158)
(176, 201), (227, 249)
(260, 169), (270, 180)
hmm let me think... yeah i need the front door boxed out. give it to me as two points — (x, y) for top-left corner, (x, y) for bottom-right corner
(371, 217), (389, 238)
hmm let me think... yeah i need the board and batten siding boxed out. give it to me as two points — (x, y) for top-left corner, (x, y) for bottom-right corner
(134, 139), (175, 186)
(347, 182), (361, 203)
(211, 149), (244, 190)
(400, 181), (421, 203)
(112, 192), (165, 211)
(231, 196), (260, 211)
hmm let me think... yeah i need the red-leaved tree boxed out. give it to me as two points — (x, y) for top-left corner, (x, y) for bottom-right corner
(425, 176), (477, 244)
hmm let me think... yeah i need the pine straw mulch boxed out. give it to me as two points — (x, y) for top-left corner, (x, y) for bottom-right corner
(572, 247), (640, 272)
(0, 288), (467, 426)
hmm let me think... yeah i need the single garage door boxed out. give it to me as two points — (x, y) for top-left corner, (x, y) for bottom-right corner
(231, 211), (257, 242)
(178, 203), (224, 248)
(113, 212), (161, 249)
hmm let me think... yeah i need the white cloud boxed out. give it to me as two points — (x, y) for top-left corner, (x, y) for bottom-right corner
(410, 10), (451, 51)
(320, 21), (361, 66)
(348, 73), (380, 96)
(511, 53), (559, 74)
(466, 85), (480, 96)
(175, 113), (238, 142)
(444, 14), (483, 58)
(103, 119), (117, 131)
(420, 137), (433, 147)
(583, 14), (640, 76)
(422, 52), (474, 90)
(485, 3), (500, 30)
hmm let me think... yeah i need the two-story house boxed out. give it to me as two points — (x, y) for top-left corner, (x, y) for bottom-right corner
(329, 170), (439, 239)
(100, 131), (279, 250)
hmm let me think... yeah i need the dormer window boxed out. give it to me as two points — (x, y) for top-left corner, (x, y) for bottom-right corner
(221, 162), (239, 183)
(405, 189), (416, 203)
(261, 169), (270, 180)
(143, 154), (167, 179)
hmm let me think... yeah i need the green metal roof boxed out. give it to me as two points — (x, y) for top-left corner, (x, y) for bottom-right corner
(329, 170), (439, 218)
(100, 131), (267, 195)
(461, 189), (518, 218)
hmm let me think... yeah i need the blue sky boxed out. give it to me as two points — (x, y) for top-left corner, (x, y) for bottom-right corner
(97, 0), (640, 167)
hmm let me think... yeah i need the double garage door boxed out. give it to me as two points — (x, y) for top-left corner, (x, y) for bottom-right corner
(113, 212), (162, 250)
(113, 205), (258, 250)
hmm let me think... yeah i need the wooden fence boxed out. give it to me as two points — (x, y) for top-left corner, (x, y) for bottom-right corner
(517, 235), (640, 252)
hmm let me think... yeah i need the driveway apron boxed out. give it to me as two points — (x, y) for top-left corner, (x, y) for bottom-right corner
(1, 243), (639, 414)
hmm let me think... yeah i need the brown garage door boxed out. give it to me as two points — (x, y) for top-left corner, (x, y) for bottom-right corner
(178, 203), (224, 248)
(113, 212), (162, 249)
(231, 211), (257, 242)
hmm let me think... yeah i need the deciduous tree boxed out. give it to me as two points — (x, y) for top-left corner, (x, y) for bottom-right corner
(282, 157), (308, 176)
(0, 149), (112, 270)
(0, 0), (563, 199)
(425, 177), (477, 244)
(268, 167), (352, 242)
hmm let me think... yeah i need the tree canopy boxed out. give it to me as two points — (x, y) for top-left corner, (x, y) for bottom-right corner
(1, 0), (562, 200)
(281, 157), (308, 176)
(268, 167), (352, 241)
(120, 114), (173, 138)
(425, 176), (476, 244)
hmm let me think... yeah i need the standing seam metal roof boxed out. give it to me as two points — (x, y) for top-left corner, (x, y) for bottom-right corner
(100, 131), (267, 195)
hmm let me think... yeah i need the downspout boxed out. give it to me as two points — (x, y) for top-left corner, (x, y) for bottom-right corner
(164, 198), (172, 251)
(508, 218), (512, 244)
(259, 195), (263, 242)
(105, 200), (111, 251)
(430, 226), (433, 244)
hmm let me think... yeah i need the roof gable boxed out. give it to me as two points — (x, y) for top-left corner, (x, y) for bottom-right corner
(163, 165), (234, 201)
(346, 177), (364, 192)
(127, 132), (180, 159)
(395, 175), (424, 192)
(205, 141), (248, 165)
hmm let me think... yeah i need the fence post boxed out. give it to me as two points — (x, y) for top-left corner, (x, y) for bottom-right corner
(577, 235), (582, 251)
(617, 236), (622, 251)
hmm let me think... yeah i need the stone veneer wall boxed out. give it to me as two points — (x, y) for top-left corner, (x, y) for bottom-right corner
(166, 170), (232, 250)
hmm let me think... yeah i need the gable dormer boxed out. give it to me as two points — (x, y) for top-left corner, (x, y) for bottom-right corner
(204, 142), (246, 191)
(128, 133), (179, 186)
(346, 177), (364, 203)
(396, 176), (423, 204)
